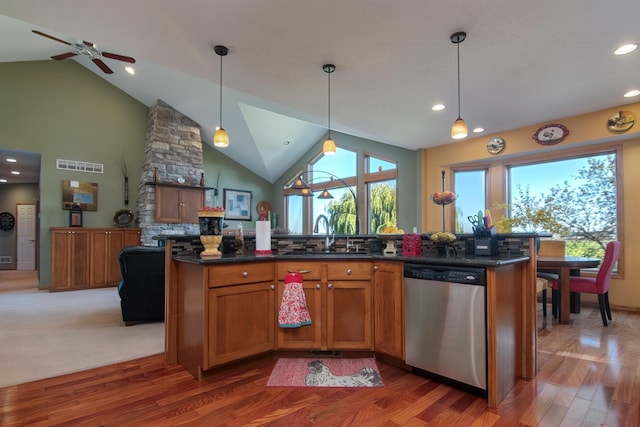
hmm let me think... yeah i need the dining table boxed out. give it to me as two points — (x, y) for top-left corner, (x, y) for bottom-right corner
(537, 255), (601, 324)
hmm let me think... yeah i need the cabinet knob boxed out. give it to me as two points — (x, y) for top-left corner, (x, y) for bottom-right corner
(346, 268), (352, 275)
(373, 265), (379, 271)
(270, 284), (275, 290)
(316, 283), (321, 289)
(242, 271), (248, 278)
(327, 283), (333, 289)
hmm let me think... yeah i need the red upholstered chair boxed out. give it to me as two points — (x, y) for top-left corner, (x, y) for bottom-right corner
(569, 241), (620, 326)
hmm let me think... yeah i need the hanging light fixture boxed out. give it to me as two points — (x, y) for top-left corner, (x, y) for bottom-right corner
(213, 45), (229, 147)
(450, 31), (468, 140)
(322, 63), (337, 155)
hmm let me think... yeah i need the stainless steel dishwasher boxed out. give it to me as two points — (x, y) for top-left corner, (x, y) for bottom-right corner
(404, 263), (487, 394)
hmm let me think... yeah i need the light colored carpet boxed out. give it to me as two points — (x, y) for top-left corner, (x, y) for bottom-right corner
(0, 272), (164, 387)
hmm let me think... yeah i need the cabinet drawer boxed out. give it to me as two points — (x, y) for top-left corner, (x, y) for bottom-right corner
(207, 262), (275, 288)
(277, 262), (322, 281)
(327, 261), (372, 280)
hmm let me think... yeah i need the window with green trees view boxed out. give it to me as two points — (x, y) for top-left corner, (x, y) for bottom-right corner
(505, 151), (619, 260)
(284, 148), (397, 234)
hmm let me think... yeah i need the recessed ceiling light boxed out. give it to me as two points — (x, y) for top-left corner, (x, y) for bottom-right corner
(614, 43), (637, 55)
(432, 104), (445, 111)
(0, 179), (7, 183)
(6, 158), (16, 163)
(11, 171), (20, 175)
(125, 66), (135, 75)
(283, 141), (290, 145)
(472, 127), (485, 133)
(624, 89), (640, 97)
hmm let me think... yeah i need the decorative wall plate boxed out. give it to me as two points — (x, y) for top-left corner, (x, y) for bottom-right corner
(607, 110), (635, 132)
(533, 124), (569, 145)
(0, 212), (15, 231)
(487, 137), (505, 154)
(113, 209), (134, 226)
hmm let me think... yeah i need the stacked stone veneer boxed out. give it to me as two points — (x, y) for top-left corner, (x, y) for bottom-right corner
(137, 100), (204, 245)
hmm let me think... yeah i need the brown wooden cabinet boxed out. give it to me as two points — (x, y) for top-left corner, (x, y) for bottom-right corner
(50, 227), (141, 291)
(276, 260), (372, 351)
(50, 228), (90, 291)
(154, 184), (204, 223)
(372, 261), (404, 359)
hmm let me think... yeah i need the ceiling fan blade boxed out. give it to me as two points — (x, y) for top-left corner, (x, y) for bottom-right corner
(51, 52), (78, 60)
(83, 41), (95, 47)
(92, 58), (113, 74)
(101, 52), (136, 64)
(32, 30), (72, 46)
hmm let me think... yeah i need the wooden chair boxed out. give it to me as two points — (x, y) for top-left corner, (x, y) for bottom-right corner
(568, 241), (620, 326)
(536, 277), (552, 317)
(536, 239), (564, 317)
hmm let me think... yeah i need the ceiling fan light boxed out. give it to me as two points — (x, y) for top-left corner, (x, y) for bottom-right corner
(323, 138), (336, 155)
(213, 128), (229, 147)
(451, 118), (468, 139)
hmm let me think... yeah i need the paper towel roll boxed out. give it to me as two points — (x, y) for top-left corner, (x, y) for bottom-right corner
(255, 221), (272, 254)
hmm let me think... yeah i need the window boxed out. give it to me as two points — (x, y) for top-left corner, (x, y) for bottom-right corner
(365, 154), (397, 234)
(284, 147), (357, 234)
(453, 169), (487, 233)
(507, 151), (619, 261)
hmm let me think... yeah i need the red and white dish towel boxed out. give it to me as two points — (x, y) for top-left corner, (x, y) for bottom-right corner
(278, 272), (312, 328)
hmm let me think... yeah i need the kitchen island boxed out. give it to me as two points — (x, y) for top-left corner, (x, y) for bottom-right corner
(163, 234), (537, 408)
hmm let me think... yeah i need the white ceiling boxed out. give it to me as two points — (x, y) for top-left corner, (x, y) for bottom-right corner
(0, 1), (639, 184)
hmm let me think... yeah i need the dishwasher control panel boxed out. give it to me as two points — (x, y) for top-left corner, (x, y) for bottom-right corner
(404, 264), (485, 285)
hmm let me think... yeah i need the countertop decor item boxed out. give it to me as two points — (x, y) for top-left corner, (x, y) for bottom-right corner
(532, 123), (569, 145)
(428, 170), (457, 254)
(198, 207), (225, 257)
(607, 110), (635, 132)
(487, 137), (505, 154)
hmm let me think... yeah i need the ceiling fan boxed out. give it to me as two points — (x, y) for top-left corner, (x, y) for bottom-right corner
(32, 30), (135, 74)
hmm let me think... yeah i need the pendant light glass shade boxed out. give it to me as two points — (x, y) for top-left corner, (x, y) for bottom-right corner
(213, 127), (229, 147)
(322, 64), (337, 155)
(318, 188), (334, 199)
(451, 118), (468, 139)
(214, 45), (229, 148)
(450, 32), (468, 140)
(322, 138), (336, 155)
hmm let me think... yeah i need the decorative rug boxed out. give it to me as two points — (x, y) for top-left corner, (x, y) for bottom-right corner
(266, 358), (383, 387)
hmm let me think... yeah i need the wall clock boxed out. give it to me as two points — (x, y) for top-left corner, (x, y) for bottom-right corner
(0, 212), (15, 231)
(487, 137), (505, 155)
(607, 110), (635, 133)
(532, 124), (569, 145)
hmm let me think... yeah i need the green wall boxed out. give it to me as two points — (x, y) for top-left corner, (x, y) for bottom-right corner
(0, 59), (420, 287)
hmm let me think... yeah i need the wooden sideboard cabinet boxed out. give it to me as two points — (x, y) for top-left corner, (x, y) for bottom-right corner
(372, 261), (404, 359)
(276, 260), (373, 351)
(154, 184), (204, 224)
(50, 227), (141, 291)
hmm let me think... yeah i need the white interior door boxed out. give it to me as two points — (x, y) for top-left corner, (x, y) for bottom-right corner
(17, 204), (36, 271)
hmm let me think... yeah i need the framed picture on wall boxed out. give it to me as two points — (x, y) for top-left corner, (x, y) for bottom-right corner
(223, 188), (252, 221)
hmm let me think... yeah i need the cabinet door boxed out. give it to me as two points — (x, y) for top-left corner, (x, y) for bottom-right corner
(51, 229), (90, 291)
(373, 261), (404, 358)
(208, 281), (275, 367)
(276, 280), (322, 349)
(155, 186), (182, 223)
(124, 229), (141, 247)
(90, 230), (125, 287)
(179, 187), (204, 223)
(326, 280), (372, 350)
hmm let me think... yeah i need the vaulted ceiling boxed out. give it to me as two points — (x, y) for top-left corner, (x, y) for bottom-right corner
(1, 1), (638, 183)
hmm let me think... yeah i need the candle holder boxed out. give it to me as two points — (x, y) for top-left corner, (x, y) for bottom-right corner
(198, 208), (225, 257)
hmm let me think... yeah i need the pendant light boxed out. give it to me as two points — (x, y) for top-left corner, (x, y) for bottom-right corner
(322, 64), (337, 155)
(213, 45), (229, 147)
(450, 32), (468, 140)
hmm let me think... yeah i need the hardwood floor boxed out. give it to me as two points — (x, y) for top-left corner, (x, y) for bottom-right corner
(1, 305), (638, 426)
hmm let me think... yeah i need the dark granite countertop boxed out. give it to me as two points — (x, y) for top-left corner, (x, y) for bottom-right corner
(173, 252), (529, 268)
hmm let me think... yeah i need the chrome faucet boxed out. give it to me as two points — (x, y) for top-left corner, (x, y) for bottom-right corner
(313, 214), (334, 253)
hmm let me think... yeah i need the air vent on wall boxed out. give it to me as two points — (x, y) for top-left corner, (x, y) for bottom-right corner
(0, 256), (12, 264)
(56, 159), (104, 174)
